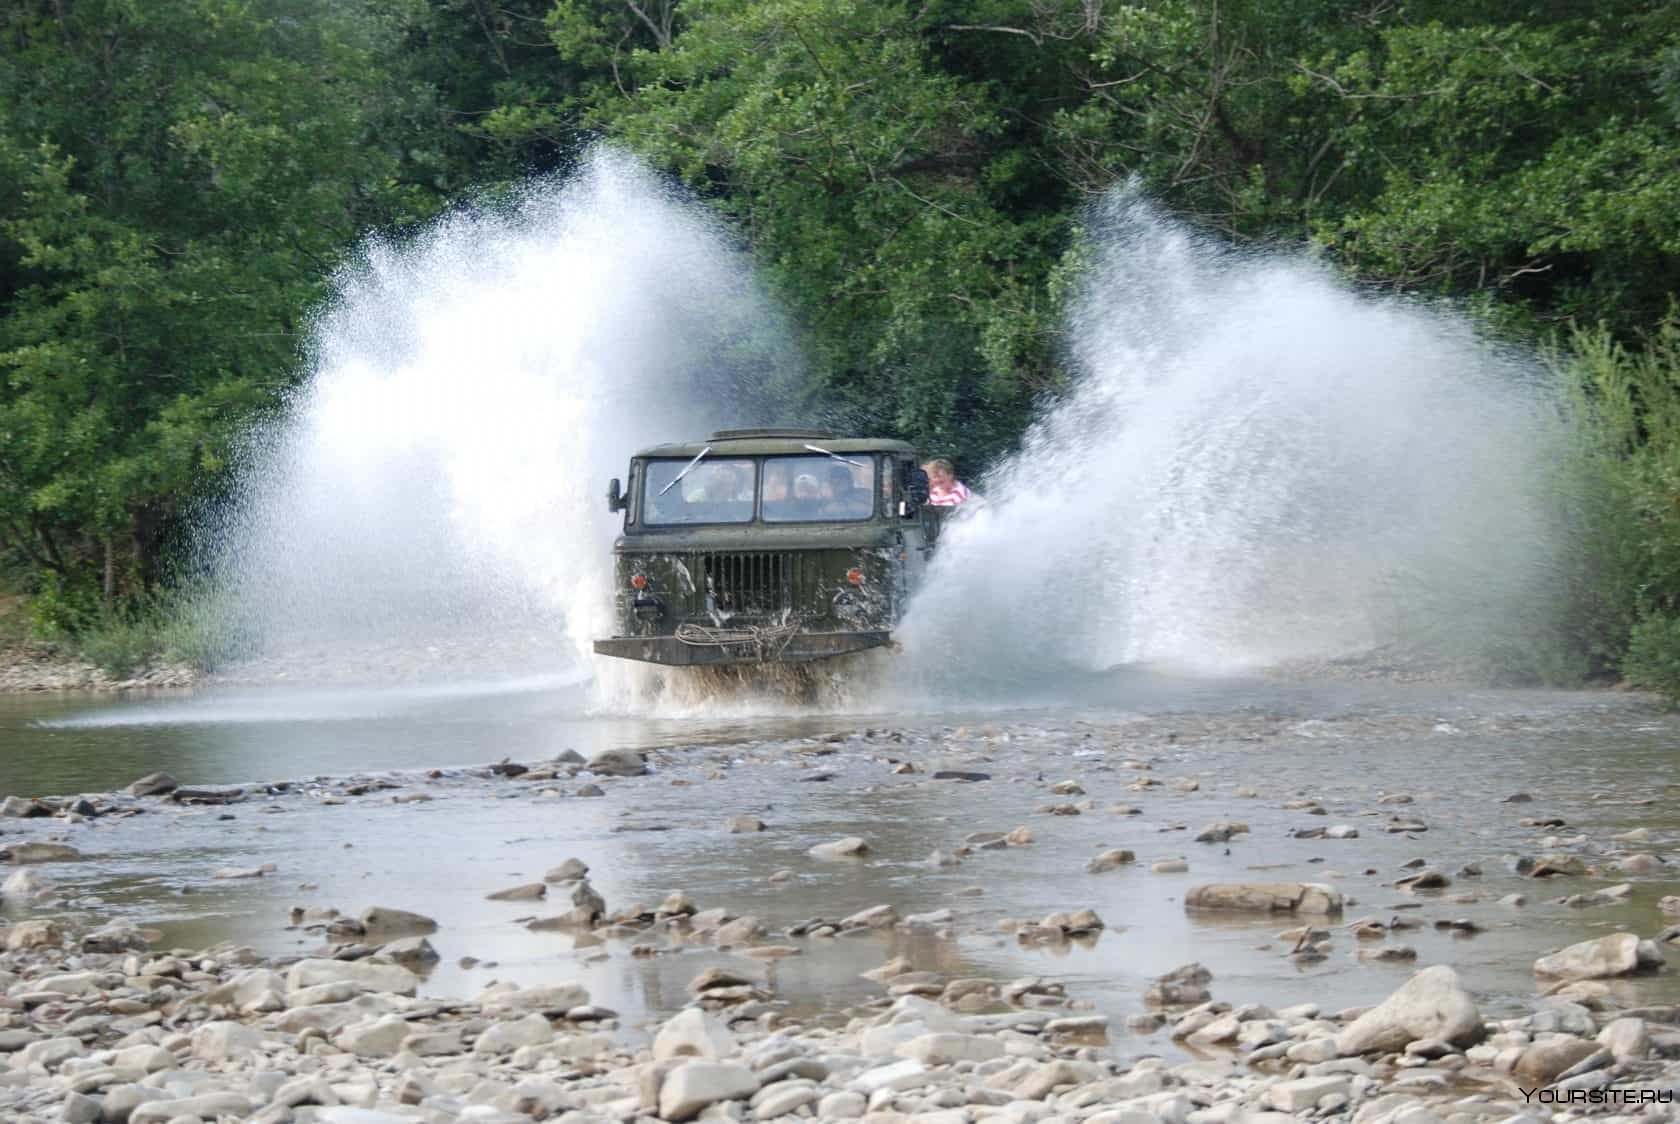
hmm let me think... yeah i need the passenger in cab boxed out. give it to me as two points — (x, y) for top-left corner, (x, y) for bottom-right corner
(922, 458), (975, 507)
(763, 462), (790, 504)
(820, 465), (871, 518)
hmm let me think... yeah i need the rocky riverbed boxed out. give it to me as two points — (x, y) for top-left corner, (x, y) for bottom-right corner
(5, 700), (1680, 1122)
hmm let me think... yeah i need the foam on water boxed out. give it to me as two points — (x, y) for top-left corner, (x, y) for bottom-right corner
(204, 150), (791, 684)
(897, 189), (1566, 685)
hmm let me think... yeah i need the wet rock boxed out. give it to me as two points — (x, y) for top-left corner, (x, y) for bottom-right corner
(487, 882), (546, 901)
(1152, 858), (1189, 873)
(726, 815), (766, 833)
(567, 878), (607, 917)
(689, 967), (755, 995)
(1006, 826), (1034, 845)
(1395, 870), (1450, 892)
(544, 858), (588, 882)
(5, 919), (62, 950)
(1334, 965), (1483, 1054)
(478, 981), (590, 1013)
(1185, 882), (1343, 915)
(660, 1061), (759, 1122)
(654, 1008), (735, 1061)
(926, 849), (960, 868)
(715, 915), (767, 945)
(0, 795), (54, 817)
(1358, 945), (1418, 963)
(840, 904), (898, 930)
(1051, 780), (1084, 795)
(1514, 1037), (1600, 1085)
(1194, 822), (1247, 843)
(0, 867), (48, 902)
(358, 906), (438, 938)
(932, 771), (990, 782)
(1528, 854), (1589, 878)
(1598, 1016), (1649, 1060)
(212, 864), (274, 879)
(0, 841), (82, 863)
(125, 772), (179, 796)
(1086, 849), (1135, 873)
(1533, 932), (1658, 980)
(808, 836), (869, 859)
(660, 890), (698, 916)
(1145, 963), (1212, 1007)
(587, 747), (648, 776)
(575, 783), (605, 797)
(380, 935), (439, 971)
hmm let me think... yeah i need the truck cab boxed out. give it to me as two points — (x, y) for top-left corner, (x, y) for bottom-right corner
(593, 429), (937, 666)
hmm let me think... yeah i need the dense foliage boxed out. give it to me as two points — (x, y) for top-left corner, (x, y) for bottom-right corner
(1, 0), (1677, 683)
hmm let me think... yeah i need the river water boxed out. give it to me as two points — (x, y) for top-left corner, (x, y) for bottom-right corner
(4, 673), (1679, 1056)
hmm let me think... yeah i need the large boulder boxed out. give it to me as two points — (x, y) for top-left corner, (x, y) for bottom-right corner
(653, 1008), (734, 1062)
(1533, 933), (1659, 981)
(0, 842), (82, 864)
(358, 906), (437, 939)
(659, 1062), (759, 1122)
(125, 772), (179, 797)
(1334, 965), (1484, 1055)
(587, 748), (648, 777)
(1184, 882), (1342, 915)
(285, 958), (418, 996)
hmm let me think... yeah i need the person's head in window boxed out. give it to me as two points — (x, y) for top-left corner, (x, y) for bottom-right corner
(764, 462), (790, 502)
(824, 465), (854, 499)
(793, 473), (821, 502)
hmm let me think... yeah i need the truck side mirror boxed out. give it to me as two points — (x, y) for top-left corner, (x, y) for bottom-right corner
(902, 463), (930, 509)
(606, 478), (627, 513)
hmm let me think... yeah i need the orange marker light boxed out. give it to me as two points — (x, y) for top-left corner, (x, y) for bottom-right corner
(630, 574), (648, 589)
(846, 569), (865, 586)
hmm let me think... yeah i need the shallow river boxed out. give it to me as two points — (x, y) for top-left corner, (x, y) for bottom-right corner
(3, 671), (1679, 1060)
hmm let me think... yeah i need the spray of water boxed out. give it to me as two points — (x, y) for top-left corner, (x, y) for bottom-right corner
(204, 149), (791, 684)
(898, 189), (1566, 685)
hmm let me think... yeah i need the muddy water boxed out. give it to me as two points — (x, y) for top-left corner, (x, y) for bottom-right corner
(4, 673), (1680, 1056)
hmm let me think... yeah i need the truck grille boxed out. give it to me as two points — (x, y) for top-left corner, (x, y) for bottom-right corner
(694, 551), (816, 618)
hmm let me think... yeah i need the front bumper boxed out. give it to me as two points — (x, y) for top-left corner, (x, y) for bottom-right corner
(593, 629), (891, 667)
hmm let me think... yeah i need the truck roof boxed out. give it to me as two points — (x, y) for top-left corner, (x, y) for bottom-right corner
(633, 429), (919, 458)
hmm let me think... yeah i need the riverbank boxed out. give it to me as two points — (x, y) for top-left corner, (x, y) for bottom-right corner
(1, 906), (1671, 1124)
(4, 700), (1680, 1121)
(0, 643), (201, 693)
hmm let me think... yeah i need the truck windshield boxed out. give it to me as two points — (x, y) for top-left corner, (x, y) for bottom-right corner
(642, 458), (756, 525)
(763, 455), (875, 522)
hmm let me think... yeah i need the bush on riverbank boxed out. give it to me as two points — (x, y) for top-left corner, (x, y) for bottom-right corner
(1558, 314), (1680, 700)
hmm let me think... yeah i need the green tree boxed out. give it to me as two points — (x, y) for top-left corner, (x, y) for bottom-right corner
(0, 0), (444, 615)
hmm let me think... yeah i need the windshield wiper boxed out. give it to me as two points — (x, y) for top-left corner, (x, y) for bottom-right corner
(658, 446), (712, 496)
(803, 443), (867, 468)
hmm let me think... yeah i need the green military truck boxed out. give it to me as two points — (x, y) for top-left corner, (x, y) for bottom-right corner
(593, 429), (940, 666)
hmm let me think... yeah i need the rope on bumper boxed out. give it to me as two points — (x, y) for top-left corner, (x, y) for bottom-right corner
(674, 619), (803, 662)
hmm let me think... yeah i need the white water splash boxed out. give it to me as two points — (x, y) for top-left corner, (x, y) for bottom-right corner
(206, 150), (791, 682)
(900, 190), (1565, 683)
